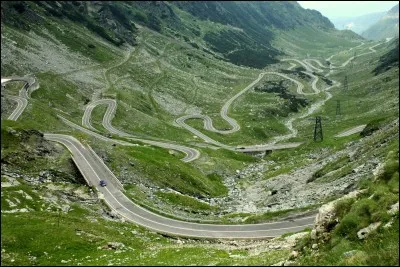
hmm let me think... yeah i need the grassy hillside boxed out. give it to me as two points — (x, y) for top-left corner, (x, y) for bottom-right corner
(1, 1), (399, 266)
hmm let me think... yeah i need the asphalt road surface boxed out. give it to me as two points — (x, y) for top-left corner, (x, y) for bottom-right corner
(81, 99), (200, 162)
(44, 133), (316, 239)
(2, 40), (385, 239)
(335, 124), (367, 137)
(1, 76), (37, 121)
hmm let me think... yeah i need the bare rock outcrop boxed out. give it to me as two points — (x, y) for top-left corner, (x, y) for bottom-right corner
(312, 189), (366, 242)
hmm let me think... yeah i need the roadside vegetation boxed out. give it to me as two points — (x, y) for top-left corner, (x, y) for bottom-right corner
(296, 147), (399, 266)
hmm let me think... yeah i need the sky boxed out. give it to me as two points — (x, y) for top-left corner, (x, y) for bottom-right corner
(297, 1), (398, 19)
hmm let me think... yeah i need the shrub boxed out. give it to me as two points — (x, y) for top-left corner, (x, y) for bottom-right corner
(360, 118), (385, 137)
(147, 13), (162, 32)
(86, 20), (122, 46)
(294, 233), (312, 252)
(381, 160), (399, 182)
(388, 171), (399, 193)
(189, 42), (200, 49)
(334, 213), (359, 239)
(371, 210), (391, 223)
(334, 198), (380, 240)
(334, 198), (355, 218)
(12, 2), (26, 13)
(107, 4), (133, 31)
(351, 198), (378, 219)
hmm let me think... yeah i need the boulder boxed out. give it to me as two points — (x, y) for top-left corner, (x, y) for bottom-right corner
(383, 220), (394, 229)
(388, 202), (399, 216)
(106, 242), (125, 250)
(357, 222), (381, 240)
(372, 162), (385, 181)
(283, 260), (295, 266)
(310, 229), (317, 240)
(289, 250), (298, 260)
(343, 250), (359, 257)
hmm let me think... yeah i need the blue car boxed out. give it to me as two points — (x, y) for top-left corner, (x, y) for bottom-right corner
(99, 180), (107, 187)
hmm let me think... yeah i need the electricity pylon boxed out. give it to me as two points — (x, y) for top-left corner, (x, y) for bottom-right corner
(336, 100), (341, 116)
(313, 116), (323, 142)
(343, 75), (348, 90)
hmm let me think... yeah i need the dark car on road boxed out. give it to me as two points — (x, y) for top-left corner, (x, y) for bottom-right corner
(100, 180), (107, 187)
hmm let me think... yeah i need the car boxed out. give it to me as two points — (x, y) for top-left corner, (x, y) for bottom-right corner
(99, 180), (107, 187)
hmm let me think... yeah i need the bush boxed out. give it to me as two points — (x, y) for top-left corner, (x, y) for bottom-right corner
(133, 11), (148, 23)
(371, 210), (391, 223)
(334, 198), (355, 218)
(189, 42), (200, 49)
(388, 171), (399, 193)
(351, 198), (378, 219)
(371, 183), (387, 198)
(45, 7), (63, 18)
(87, 44), (96, 49)
(381, 160), (399, 182)
(334, 213), (359, 239)
(294, 233), (312, 252)
(12, 2), (26, 13)
(334, 198), (380, 240)
(360, 118), (385, 137)
(107, 4), (133, 31)
(147, 13), (162, 32)
(86, 20), (122, 46)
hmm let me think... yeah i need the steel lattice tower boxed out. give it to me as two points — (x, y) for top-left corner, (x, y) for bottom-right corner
(350, 51), (357, 69)
(336, 100), (341, 116)
(313, 116), (323, 142)
(343, 75), (348, 90)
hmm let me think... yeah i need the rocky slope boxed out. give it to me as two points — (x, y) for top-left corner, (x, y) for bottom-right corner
(1, 1), (360, 69)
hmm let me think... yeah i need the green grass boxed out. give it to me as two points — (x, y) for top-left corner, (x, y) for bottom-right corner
(273, 26), (360, 58)
(123, 185), (221, 222)
(89, 138), (228, 198)
(310, 155), (351, 182)
(37, 18), (121, 63)
(2, 81), (26, 95)
(1, 121), (79, 180)
(1, 179), (291, 266)
(155, 191), (218, 211)
(297, 148), (399, 266)
(222, 205), (318, 224)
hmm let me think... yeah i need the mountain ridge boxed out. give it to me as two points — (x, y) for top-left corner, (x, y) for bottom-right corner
(362, 4), (399, 40)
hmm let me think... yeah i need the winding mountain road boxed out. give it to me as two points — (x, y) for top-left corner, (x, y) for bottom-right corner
(81, 99), (200, 162)
(44, 133), (315, 239)
(326, 41), (365, 61)
(60, 114), (200, 163)
(1, 76), (38, 121)
(334, 124), (367, 137)
(2, 39), (385, 240)
(307, 40), (387, 71)
(174, 71), (313, 151)
(4, 95), (28, 121)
